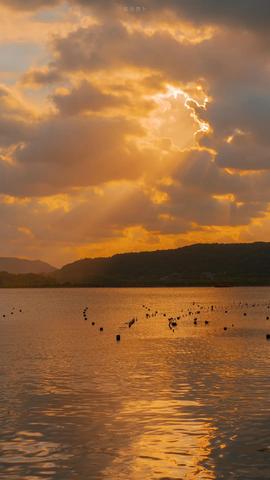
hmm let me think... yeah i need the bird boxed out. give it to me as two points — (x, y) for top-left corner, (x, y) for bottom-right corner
(128, 319), (135, 328)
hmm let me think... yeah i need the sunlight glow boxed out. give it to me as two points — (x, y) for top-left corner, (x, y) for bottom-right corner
(155, 85), (210, 138)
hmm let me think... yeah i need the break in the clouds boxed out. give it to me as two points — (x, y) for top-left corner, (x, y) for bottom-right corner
(0, 0), (269, 265)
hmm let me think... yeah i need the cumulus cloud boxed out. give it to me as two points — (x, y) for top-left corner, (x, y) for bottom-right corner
(3, 0), (269, 35)
(22, 67), (63, 86)
(0, 115), (152, 196)
(0, 0), (60, 10)
(0, 85), (35, 149)
(0, 0), (270, 262)
(216, 133), (270, 171)
(52, 80), (127, 115)
(155, 148), (268, 229)
(141, 0), (270, 34)
(0, 183), (191, 264)
(1, 0), (269, 46)
(45, 22), (268, 104)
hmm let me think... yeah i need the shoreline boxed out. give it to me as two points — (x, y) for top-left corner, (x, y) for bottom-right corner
(1, 284), (270, 289)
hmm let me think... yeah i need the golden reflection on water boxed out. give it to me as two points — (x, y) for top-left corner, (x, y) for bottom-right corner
(103, 399), (216, 480)
(0, 287), (270, 479)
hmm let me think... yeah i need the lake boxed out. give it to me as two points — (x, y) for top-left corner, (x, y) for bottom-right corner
(0, 287), (269, 479)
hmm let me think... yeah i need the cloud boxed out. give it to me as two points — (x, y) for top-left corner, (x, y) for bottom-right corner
(45, 19), (270, 159)
(1, 0), (270, 38)
(22, 67), (63, 86)
(156, 0), (270, 32)
(216, 133), (270, 171)
(0, 115), (153, 196)
(0, 184), (188, 264)
(4, 0), (269, 34)
(0, 85), (35, 148)
(0, 0), (60, 10)
(52, 80), (127, 115)
(45, 20), (267, 94)
(160, 148), (268, 228)
(1, 0), (270, 263)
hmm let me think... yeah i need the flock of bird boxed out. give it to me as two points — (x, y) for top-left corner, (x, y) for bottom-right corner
(3, 302), (270, 341)
(142, 301), (270, 338)
(81, 301), (270, 341)
(82, 305), (138, 340)
(2, 306), (23, 318)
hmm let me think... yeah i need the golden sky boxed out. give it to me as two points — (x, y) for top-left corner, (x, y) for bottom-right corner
(0, 0), (270, 266)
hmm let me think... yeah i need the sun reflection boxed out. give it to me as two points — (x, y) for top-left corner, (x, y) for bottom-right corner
(102, 398), (216, 479)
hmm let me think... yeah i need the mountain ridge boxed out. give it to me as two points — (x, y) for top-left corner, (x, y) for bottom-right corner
(0, 257), (56, 275)
(53, 242), (270, 287)
(2, 242), (270, 287)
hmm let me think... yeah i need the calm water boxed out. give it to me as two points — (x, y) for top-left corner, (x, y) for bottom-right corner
(0, 287), (270, 480)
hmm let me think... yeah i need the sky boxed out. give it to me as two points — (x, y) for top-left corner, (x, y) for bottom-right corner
(0, 0), (270, 266)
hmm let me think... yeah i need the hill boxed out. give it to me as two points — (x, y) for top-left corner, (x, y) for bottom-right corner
(2, 243), (270, 287)
(53, 242), (270, 287)
(0, 257), (55, 275)
(0, 271), (58, 288)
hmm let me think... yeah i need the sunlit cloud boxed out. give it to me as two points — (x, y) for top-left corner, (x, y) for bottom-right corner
(0, 1), (269, 263)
